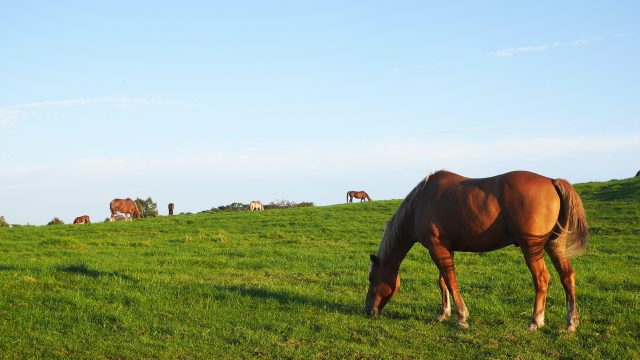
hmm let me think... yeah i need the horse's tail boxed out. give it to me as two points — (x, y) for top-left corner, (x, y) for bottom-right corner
(346, 191), (350, 203)
(552, 179), (588, 257)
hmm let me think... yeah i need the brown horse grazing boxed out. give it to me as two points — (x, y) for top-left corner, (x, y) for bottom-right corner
(168, 203), (175, 216)
(365, 170), (588, 332)
(347, 191), (372, 203)
(73, 215), (91, 224)
(109, 198), (140, 221)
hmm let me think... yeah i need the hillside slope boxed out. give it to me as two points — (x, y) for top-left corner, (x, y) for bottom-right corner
(0, 178), (638, 359)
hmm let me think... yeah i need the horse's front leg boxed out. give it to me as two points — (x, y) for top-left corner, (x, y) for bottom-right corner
(435, 272), (451, 322)
(428, 245), (469, 329)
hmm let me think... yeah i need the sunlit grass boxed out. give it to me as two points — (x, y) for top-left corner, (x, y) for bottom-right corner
(0, 179), (638, 358)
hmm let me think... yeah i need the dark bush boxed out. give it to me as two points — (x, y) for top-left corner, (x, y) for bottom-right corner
(47, 217), (65, 225)
(264, 200), (314, 210)
(200, 202), (249, 213)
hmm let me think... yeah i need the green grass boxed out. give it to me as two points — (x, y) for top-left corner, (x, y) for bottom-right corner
(1, 178), (639, 359)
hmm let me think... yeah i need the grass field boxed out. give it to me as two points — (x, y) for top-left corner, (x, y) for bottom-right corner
(1, 177), (639, 359)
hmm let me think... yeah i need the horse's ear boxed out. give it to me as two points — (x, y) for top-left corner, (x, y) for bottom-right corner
(369, 253), (379, 264)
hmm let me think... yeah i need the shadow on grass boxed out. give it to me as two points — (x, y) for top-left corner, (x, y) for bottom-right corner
(0, 264), (18, 271)
(56, 262), (137, 282)
(218, 285), (446, 322)
(220, 284), (361, 315)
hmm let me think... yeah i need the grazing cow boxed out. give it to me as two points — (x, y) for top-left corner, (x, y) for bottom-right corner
(73, 215), (91, 224)
(109, 198), (140, 221)
(168, 203), (175, 216)
(250, 201), (264, 211)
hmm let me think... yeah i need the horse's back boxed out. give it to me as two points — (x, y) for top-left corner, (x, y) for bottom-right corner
(111, 198), (135, 213)
(418, 171), (561, 251)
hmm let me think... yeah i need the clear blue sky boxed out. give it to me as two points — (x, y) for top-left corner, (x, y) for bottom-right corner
(1, 1), (638, 225)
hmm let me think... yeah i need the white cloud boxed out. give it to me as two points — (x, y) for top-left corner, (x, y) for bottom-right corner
(392, 34), (611, 72)
(0, 97), (192, 128)
(15, 97), (191, 110)
(2, 132), (638, 180)
(488, 36), (605, 57)
(2, 131), (638, 225)
(0, 108), (24, 128)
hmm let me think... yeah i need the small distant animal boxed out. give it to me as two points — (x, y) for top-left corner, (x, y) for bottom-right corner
(109, 198), (140, 221)
(168, 203), (175, 216)
(347, 191), (371, 203)
(109, 214), (126, 222)
(250, 201), (264, 211)
(365, 170), (588, 332)
(73, 215), (91, 224)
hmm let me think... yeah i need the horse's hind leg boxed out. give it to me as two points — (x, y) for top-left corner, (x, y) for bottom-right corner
(546, 243), (579, 332)
(436, 272), (451, 322)
(522, 248), (550, 331)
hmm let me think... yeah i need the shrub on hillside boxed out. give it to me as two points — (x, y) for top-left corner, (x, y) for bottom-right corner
(47, 217), (65, 225)
(0, 216), (9, 228)
(264, 200), (314, 210)
(134, 197), (158, 218)
(199, 200), (314, 213)
(200, 202), (249, 213)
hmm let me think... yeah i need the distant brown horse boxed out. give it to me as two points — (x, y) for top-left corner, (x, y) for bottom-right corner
(73, 215), (91, 224)
(109, 198), (140, 221)
(365, 170), (588, 332)
(168, 203), (175, 216)
(347, 191), (371, 203)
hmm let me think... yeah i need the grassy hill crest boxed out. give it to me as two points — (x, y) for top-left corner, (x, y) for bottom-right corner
(0, 178), (638, 358)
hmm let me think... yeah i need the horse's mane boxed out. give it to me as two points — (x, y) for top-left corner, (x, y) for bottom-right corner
(377, 173), (434, 263)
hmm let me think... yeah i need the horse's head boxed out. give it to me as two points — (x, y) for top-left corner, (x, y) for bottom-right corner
(365, 253), (400, 316)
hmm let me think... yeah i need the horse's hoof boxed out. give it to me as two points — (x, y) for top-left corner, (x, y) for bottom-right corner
(435, 312), (450, 322)
(457, 321), (469, 330)
(527, 321), (544, 332)
(565, 317), (579, 332)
